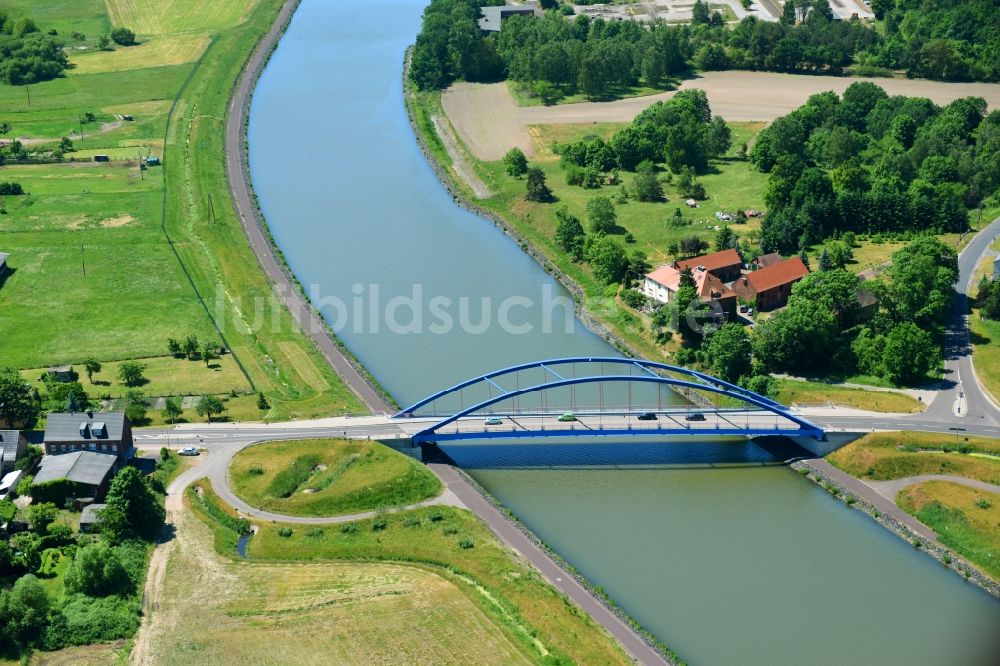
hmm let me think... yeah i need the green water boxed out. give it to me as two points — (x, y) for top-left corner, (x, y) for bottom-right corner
(247, 1), (1000, 663)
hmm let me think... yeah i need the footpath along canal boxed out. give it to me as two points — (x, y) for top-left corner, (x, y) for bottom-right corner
(247, 1), (1000, 663)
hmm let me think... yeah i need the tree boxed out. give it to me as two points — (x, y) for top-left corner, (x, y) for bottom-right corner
(123, 390), (147, 424)
(109, 27), (136, 46)
(752, 299), (839, 375)
(201, 342), (218, 367)
(881, 322), (937, 385)
(525, 166), (552, 202)
(256, 393), (270, 418)
(678, 236), (709, 257)
(705, 323), (752, 383)
(63, 542), (130, 597)
(586, 195), (617, 234)
(27, 502), (58, 535)
(715, 226), (736, 252)
(555, 207), (586, 261)
(14, 444), (41, 472)
(183, 335), (200, 360)
(167, 338), (182, 357)
(502, 147), (528, 177)
(195, 395), (225, 422)
(0, 367), (38, 427)
(633, 168), (663, 202)
(692, 0), (711, 24)
(0, 575), (50, 649)
(101, 466), (164, 542)
(117, 361), (145, 387)
(96, 34), (110, 50)
(162, 397), (182, 424)
(83, 358), (101, 384)
(585, 235), (628, 284)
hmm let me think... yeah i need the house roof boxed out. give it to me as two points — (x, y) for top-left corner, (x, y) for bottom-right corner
(44, 412), (128, 443)
(645, 265), (735, 301)
(746, 256), (809, 293)
(0, 430), (23, 460)
(754, 252), (784, 268)
(33, 451), (117, 487)
(676, 249), (742, 274)
(478, 5), (535, 31)
(0, 252), (8, 268)
(79, 503), (107, 524)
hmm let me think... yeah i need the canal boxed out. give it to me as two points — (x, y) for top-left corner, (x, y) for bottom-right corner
(247, 0), (1000, 663)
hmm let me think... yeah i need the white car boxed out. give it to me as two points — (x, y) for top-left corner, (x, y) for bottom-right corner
(177, 447), (200, 456)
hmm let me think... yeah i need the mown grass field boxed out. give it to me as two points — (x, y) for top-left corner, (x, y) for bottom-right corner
(775, 378), (923, 413)
(229, 439), (441, 516)
(0, 0), (364, 418)
(185, 481), (629, 665)
(898, 481), (1000, 581)
(147, 488), (546, 666)
(828, 431), (1000, 484)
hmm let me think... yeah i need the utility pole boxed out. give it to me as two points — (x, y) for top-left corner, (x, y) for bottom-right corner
(208, 194), (216, 224)
(25, 85), (30, 107)
(80, 243), (86, 276)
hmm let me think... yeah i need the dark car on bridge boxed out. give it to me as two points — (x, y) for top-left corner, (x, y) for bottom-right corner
(685, 413), (706, 422)
(637, 412), (657, 421)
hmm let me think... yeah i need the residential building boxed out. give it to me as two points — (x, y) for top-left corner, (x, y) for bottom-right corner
(752, 252), (785, 270)
(643, 264), (737, 315)
(0, 469), (25, 501)
(33, 450), (119, 502)
(675, 248), (744, 283)
(732, 256), (810, 311)
(478, 4), (536, 32)
(0, 430), (26, 472)
(43, 411), (134, 460)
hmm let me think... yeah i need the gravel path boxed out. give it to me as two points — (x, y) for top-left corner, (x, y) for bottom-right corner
(866, 474), (1000, 500)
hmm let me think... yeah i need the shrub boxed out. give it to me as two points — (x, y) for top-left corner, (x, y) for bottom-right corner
(340, 523), (358, 534)
(305, 528), (324, 539)
(845, 496), (857, 505)
(974, 498), (992, 509)
(267, 453), (322, 498)
(0, 181), (24, 195)
(248, 465), (264, 476)
(372, 518), (387, 531)
(428, 511), (444, 522)
(402, 516), (421, 528)
(109, 27), (136, 46)
(442, 525), (458, 536)
(277, 527), (293, 538)
(458, 537), (475, 549)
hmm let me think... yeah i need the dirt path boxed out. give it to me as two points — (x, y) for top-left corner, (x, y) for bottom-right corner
(443, 72), (1000, 160)
(432, 115), (491, 199)
(866, 474), (1000, 500)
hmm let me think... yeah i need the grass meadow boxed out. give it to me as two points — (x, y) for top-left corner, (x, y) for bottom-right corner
(229, 439), (442, 516)
(0, 0), (364, 418)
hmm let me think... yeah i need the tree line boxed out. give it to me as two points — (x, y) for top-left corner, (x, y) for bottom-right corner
(0, 13), (69, 85)
(410, 0), (998, 99)
(754, 82), (997, 255)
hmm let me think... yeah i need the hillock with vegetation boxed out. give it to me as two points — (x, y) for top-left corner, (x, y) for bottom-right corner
(410, 0), (999, 101)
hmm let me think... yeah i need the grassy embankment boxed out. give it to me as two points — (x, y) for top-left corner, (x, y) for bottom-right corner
(228, 439), (441, 516)
(183, 481), (630, 665)
(775, 378), (922, 412)
(829, 432), (1000, 580)
(898, 481), (1000, 580)
(970, 245), (1000, 406)
(0, 0), (363, 421)
(412, 88), (920, 409)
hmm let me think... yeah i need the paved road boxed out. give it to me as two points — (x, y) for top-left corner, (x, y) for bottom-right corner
(866, 474), (1000, 500)
(925, 216), (1000, 426)
(224, 0), (390, 414)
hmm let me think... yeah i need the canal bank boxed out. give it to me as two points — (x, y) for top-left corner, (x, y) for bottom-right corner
(244, 0), (1000, 663)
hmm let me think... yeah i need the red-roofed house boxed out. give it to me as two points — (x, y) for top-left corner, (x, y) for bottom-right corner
(675, 249), (743, 283)
(732, 256), (809, 311)
(643, 265), (737, 315)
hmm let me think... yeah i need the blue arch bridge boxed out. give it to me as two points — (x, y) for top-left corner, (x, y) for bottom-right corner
(394, 357), (824, 446)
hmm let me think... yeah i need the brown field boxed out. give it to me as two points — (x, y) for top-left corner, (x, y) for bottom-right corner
(141, 500), (535, 666)
(104, 0), (259, 35)
(71, 34), (212, 74)
(443, 71), (1000, 160)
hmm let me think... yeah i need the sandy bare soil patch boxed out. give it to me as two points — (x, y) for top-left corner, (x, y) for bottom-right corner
(444, 72), (1000, 160)
(432, 115), (491, 198)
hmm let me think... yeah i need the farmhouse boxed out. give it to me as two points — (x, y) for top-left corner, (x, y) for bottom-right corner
(643, 264), (737, 315)
(732, 256), (810, 311)
(478, 4), (536, 32)
(0, 430), (27, 472)
(675, 248), (744, 283)
(43, 411), (134, 460)
(32, 450), (119, 503)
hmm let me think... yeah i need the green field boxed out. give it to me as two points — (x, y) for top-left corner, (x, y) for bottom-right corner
(775, 378), (924, 413)
(898, 481), (1000, 581)
(229, 439), (441, 516)
(971, 312), (1000, 406)
(0, 0), (364, 419)
(828, 431), (1000, 485)
(185, 481), (631, 665)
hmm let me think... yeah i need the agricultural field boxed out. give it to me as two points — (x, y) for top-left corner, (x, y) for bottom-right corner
(898, 481), (1000, 581)
(0, 0), (363, 419)
(229, 439), (441, 516)
(141, 489), (548, 666)
(179, 482), (630, 665)
(827, 432), (1000, 485)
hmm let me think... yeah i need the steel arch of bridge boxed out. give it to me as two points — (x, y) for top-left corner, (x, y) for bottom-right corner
(396, 358), (825, 444)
